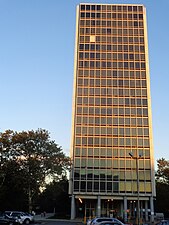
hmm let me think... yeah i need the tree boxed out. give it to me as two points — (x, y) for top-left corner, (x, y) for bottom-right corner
(0, 160), (28, 211)
(155, 158), (169, 217)
(156, 158), (169, 184)
(38, 176), (70, 216)
(0, 129), (70, 212)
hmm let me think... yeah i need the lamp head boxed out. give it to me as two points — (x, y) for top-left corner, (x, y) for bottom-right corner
(129, 152), (133, 157)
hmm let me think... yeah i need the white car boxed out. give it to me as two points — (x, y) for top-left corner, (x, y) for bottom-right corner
(97, 222), (124, 225)
(90, 217), (125, 225)
(5, 211), (34, 224)
(87, 219), (92, 225)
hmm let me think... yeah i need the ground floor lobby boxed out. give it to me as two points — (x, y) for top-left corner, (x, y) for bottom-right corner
(70, 195), (155, 223)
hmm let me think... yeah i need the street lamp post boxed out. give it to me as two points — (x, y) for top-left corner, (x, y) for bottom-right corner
(129, 152), (142, 225)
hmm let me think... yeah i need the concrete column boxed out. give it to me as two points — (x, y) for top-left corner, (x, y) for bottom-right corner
(150, 196), (154, 223)
(71, 195), (76, 220)
(140, 201), (143, 222)
(145, 200), (148, 222)
(120, 200), (124, 218)
(124, 197), (127, 222)
(97, 196), (101, 217)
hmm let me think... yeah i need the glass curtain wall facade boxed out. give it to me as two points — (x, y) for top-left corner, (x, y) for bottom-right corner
(69, 3), (155, 222)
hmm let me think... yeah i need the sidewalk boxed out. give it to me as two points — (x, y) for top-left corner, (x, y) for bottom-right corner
(34, 213), (83, 223)
(34, 213), (54, 221)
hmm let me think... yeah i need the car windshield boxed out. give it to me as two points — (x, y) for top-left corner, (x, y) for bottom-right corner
(12, 213), (21, 217)
(98, 219), (112, 222)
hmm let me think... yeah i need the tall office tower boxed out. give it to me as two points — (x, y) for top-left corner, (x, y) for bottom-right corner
(69, 3), (155, 222)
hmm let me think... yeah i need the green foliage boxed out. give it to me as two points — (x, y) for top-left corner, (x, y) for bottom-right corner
(0, 129), (70, 212)
(155, 182), (169, 217)
(38, 177), (70, 215)
(156, 158), (169, 184)
(155, 158), (169, 217)
(0, 160), (28, 211)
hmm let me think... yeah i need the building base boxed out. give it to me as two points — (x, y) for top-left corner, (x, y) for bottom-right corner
(70, 194), (154, 223)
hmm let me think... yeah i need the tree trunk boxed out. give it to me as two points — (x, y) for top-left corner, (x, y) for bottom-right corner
(28, 184), (32, 213)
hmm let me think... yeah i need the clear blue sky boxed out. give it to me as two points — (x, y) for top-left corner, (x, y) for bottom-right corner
(0, 0), (168, 165)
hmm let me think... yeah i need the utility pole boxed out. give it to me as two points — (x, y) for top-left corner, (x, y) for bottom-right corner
(129, 152), (142, 225)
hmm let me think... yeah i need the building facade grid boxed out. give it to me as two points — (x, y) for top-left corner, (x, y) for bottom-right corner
(70, 3), (155, 221)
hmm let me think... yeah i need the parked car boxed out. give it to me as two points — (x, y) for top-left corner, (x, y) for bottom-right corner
(4, 212), (34, 225)
(0, 214), (19, 225)
(87, 219), (92, 225)
(90, 217), (125, 225)
(97, 222), (125, 225)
